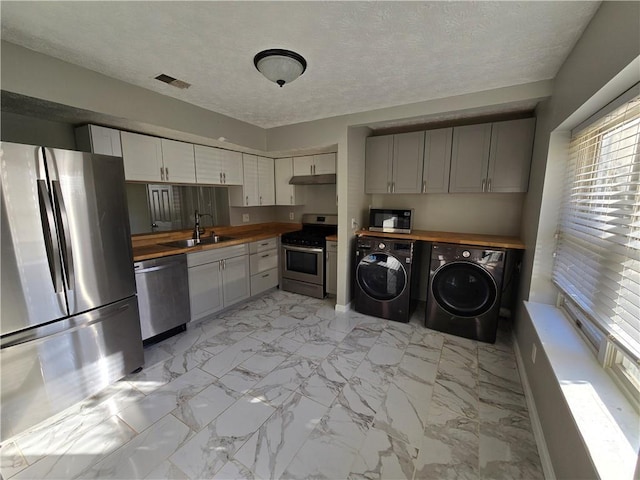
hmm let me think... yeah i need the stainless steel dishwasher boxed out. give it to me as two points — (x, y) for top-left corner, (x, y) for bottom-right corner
(134, 254), (190, 344)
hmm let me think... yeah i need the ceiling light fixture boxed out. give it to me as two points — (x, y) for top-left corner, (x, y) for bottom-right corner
(254, 49), (307, 87)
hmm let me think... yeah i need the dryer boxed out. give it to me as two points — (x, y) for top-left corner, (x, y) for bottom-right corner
(426, 242), (505, 343)
(354, 237), (418, 323)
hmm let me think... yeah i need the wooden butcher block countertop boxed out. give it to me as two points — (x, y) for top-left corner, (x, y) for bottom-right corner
(132, 222), (301, 262)
(356, 229), (525, 250)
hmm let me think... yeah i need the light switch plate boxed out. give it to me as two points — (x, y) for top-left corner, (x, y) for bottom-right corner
(242, 213), (250, 223)
(289, 212), (294, 220)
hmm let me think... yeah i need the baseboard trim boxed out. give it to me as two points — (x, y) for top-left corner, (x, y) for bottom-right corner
(512, 333), (556, 480)
(335, 302), (351, 313)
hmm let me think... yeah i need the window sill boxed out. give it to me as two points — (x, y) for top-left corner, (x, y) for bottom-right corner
(524, 301), (639, 480)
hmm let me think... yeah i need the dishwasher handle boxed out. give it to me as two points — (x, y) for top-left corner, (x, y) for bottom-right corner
(134, 259), (185, 274)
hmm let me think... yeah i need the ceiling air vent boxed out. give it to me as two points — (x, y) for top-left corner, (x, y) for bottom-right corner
(154, 74), (191, 89)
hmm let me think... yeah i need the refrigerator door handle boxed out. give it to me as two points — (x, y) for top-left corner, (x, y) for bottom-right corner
(37, 180), (64, 293)
(52, 180), (75, 298)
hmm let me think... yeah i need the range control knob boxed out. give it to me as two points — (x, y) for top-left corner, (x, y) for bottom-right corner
(462, 250), (471, 258)
(378, 243), (386, 250)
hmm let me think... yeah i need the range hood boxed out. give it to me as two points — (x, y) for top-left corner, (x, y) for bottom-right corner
(289, 173), (336, 185)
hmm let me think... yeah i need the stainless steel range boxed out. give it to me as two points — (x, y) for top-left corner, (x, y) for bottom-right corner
(281, 214), (338, 299)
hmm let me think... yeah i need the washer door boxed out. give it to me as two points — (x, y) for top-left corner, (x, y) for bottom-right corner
(431, 261), (497, 317)
(357, 253), (407, 301)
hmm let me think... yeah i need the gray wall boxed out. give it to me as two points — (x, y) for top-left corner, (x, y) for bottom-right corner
(515, 2), (640, 478)
(1, 41), (267, 151)
(1, 111), (77, 149)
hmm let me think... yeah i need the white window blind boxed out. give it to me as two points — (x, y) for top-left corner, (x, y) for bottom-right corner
(553, 91), (640, 362)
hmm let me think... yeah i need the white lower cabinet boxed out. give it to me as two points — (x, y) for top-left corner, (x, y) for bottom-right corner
(187, 244), (250, 322)
(249, 237), (279, 295)
(326, 240), (337, 295)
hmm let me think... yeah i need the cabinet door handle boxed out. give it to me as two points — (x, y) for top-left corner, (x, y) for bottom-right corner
(160, 167), (165, 181)
(482, 178), (486, 192)
(220, 172), (223, 183)
(246, 195), (249, 206)
(222, 259), (226, 270)
(290, 195), (293, 205)
(391, 182), (395, 193)
(387, 182), (391, 193)
(165, 167), (169, 180)
(487, 178), (492, 192)
(260, 196), (263, 205)
(422, 180), (427, 193)
(223, 172), (226, 183)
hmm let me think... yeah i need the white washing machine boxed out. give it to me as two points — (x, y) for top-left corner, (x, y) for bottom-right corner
(425, 242), (505, 343)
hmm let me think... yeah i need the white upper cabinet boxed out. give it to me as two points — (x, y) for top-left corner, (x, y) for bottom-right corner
(275, 157), (304, 205)
(423, 127), (453, 193)
(75, 125), (122, 156)
(120, 131), (164, 182)
(194, 145), (243, 185)
(229, 154), (276, 207)
(121, 132), (196, 183)
(486, 118), (536, 192)
(449, 118), (535, 193)
(160, 138), (196, 183)
(293, 153), (336, 176)
(257, 156), (275, 206)
(365, 131), (424, 194)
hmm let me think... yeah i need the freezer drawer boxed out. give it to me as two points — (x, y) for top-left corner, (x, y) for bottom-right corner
(0, 296), (143, 440)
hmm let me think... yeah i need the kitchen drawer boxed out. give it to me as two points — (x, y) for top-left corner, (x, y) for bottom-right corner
(251, 267), (278, 295)
(250, 249), (278, 274)
(249, 237), (278, 254)
(187, 244), (248, 267)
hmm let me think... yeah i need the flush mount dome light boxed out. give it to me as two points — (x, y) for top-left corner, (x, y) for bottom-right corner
(254, 49), (307, 87)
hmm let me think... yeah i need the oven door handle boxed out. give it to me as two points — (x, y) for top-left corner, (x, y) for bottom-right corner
(283, 245), (324, 254)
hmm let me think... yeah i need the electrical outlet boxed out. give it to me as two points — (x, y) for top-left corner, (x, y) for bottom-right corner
(351, 218), (357, 229)
(242, 213), (250, 223)
(289, 212), (294, 220)
(531, 343), (537, 364)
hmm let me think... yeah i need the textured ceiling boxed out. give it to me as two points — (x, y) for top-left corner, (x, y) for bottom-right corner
(1, 1), (600, 129)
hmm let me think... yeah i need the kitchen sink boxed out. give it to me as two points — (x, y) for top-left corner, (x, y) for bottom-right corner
(160, 235), (235, 249)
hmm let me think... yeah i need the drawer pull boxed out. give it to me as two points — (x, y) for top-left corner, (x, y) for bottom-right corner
(262, 273), (270, 278)
(261, 254), (270, 258)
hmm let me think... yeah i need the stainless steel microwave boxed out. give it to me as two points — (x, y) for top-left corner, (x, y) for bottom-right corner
(368, 208), (414, 234)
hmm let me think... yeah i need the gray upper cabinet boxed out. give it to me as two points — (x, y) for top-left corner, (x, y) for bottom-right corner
(449, 118), (534, 193)
(422, 127), (452, 193)
(449, 123), (492, 193)
(487, 118), (536, 192)
(365, 135), (393, 194)
(365, 131), (425, 194)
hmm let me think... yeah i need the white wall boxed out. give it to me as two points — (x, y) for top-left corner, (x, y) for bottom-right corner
(341, 126), (372, 306)
(515, 2), (640, 478)
(1, 41), (267, 151)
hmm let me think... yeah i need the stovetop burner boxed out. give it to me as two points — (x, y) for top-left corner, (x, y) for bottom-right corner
(281, 214), (338, 248)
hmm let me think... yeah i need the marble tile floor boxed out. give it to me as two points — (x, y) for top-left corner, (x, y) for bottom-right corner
(0, 290), (543, 480)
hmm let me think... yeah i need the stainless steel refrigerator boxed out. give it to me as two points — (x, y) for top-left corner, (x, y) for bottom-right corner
(0, 142), (144, 440)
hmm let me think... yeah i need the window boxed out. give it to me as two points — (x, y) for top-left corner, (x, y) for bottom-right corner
(553, 88), (640, 403)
